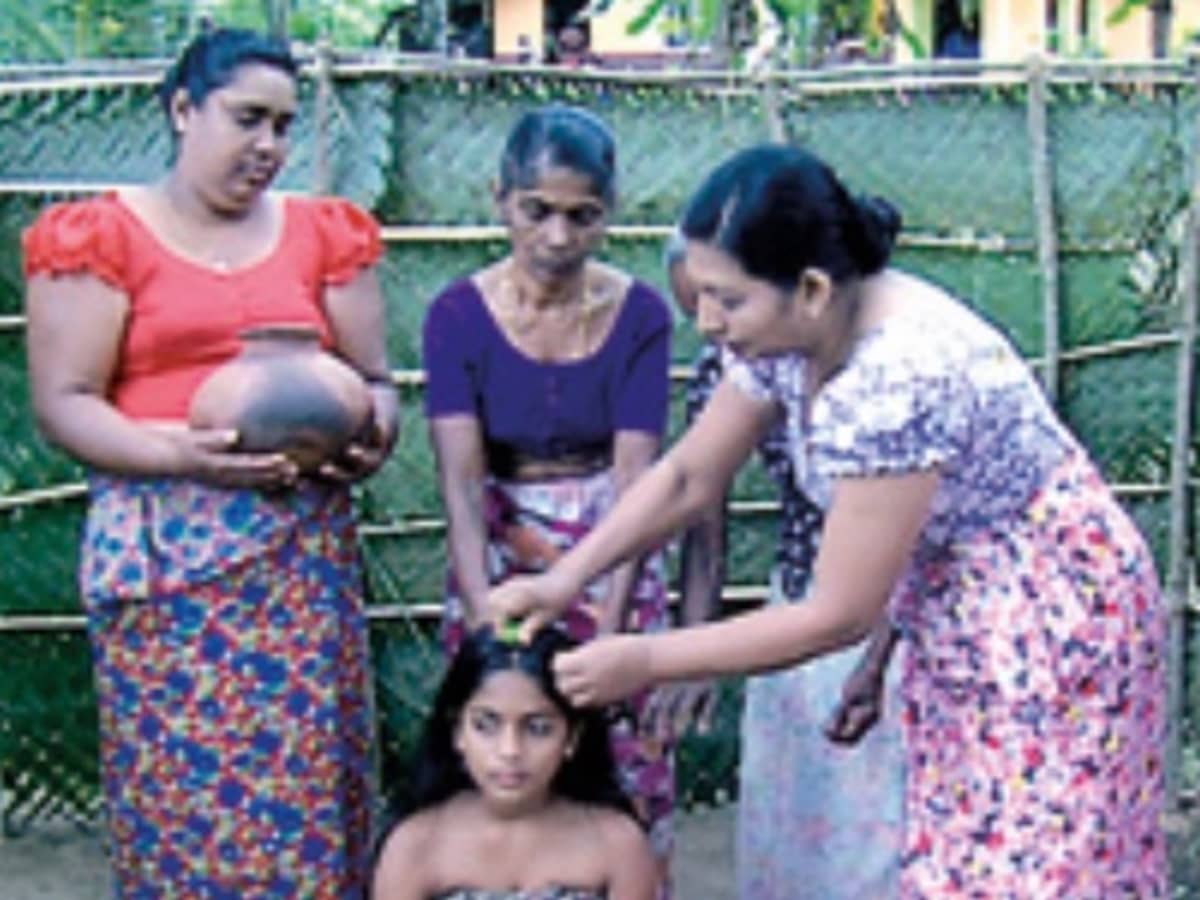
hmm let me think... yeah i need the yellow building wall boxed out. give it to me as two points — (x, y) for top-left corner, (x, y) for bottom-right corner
(979, 0), (1200, 62)
(1173, 4), (1200, 52)
(889, 0), (921, 62)
(1101, 3), (1152, 59)
(495, 0), (1199, 63)
(980, 0), (1046, 60)
(896, 0), (1199, 63)
(590, 0), (672, 55)
(494, 0), (545, 59)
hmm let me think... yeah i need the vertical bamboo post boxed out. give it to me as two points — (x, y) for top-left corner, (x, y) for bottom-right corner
(749, 0), (786, 142)
(1025, 53), (1061, 403)
(1164, 52), (1200, 807)
(313, 36), (333, 196)
(760, 71), (787, 142)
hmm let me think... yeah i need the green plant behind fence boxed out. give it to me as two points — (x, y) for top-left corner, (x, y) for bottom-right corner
(0, 63), (1197, 868)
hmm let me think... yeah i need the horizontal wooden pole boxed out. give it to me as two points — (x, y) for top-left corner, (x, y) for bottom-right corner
(0, 585), (774, 632)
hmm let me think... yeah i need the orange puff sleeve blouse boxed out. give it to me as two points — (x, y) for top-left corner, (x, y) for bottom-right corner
(22, 193), (383, 420)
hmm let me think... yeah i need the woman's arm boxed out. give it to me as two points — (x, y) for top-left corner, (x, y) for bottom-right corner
(602, 812), (660, 900)
(491, 378), (774, 632)
(26, 273), (296, 487)
(824, 618), (901, 745)
(321, 266), (399, 481)
(552, 469), (938, 705)
(595, 429), (660, 633)
(429, 415), (492, 624)
(642, 492), (725, 738)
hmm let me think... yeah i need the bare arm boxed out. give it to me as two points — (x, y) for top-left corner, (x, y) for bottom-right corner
(854, 617), (900, 679)
(641, 490), (725, 738)
(429, 414), (492, 623)
(552, 469), (938, 705)
(602, 812), (660, 900)
(321, 266), (399, 480)
(596, 429), (660, 633)
(824, 616), (901, 745)
(26, 273), (295, 487)
(370, 820), (434, 900)
(678, 497), (726, 628)
(490, 378), (774, 631)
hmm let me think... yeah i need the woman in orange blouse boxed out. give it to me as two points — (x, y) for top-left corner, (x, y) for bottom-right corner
(23, 29), (396, 897)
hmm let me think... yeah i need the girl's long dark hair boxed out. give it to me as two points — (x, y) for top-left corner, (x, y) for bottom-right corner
(398, 624), (636, 818)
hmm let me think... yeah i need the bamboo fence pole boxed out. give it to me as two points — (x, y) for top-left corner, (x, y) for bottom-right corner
(760, 75), (787, 142)
(312, 37), (333, 196)
(1025, 54), (1061, 405)
(1162, 54), (1200, 807)
(754, 39), (788, 143)
(0, 56), (1186, 100)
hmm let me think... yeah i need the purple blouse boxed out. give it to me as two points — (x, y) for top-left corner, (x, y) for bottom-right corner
(423, 278), (671, 475)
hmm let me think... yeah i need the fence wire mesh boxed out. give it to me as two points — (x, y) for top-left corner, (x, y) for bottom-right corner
(0, 62), (1198, 883)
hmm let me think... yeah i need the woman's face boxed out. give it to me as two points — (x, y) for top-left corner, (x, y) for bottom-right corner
(499, 163), (608, 285)
(454, 668), (575, 815)
(173, 62), (297, 212)
(685, 240), (812, 359)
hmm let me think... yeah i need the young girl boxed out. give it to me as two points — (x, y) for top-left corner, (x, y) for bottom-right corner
(372, 626), (658, 900)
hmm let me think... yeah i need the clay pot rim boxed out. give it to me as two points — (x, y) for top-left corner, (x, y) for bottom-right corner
(239, 323), (323, 343)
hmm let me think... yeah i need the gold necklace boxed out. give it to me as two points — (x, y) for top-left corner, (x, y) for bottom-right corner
(495, 259), (618, 356)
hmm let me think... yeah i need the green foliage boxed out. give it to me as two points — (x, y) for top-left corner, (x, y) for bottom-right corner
(1107, 0), (1150, 27)
(0, 0), (192, 62)
(0, 0), (426, 62)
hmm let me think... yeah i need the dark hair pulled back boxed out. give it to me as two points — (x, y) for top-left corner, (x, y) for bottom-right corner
(680, 144), (901, 288)
(158, 28), (297, 122)
(498, 104), (617, 207)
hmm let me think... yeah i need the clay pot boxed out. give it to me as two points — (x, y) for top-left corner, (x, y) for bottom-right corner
(189, 324), (373, 472)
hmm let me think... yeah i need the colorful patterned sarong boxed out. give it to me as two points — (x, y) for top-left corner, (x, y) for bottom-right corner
(81, 475), (374, 898)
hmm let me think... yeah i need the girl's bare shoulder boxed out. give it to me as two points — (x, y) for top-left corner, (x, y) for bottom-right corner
(372, 808), (454, 898)
(589, 806), (652, 856)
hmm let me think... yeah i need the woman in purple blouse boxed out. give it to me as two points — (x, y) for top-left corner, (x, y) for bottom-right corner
(421, 105), (675, 893)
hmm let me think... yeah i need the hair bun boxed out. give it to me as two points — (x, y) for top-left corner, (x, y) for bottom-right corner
(850, 194), (902, 273)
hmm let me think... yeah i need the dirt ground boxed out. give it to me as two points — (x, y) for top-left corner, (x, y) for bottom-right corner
(0, 805), (736, 899)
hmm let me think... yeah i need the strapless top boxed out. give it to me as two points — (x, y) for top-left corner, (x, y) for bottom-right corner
(432, 888), (605, 900)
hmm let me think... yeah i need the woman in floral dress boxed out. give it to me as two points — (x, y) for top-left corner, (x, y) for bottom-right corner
(490, 144), (1167, 897)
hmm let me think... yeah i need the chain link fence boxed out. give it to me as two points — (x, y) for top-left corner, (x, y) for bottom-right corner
(1, 56), (1199, 885)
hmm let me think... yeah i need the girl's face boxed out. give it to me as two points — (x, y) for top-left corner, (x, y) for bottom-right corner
(454, 669), (576, 815)
(172, 62), (297, 212)
(499, 163), (608, 285)
(685, 240), (821, 359)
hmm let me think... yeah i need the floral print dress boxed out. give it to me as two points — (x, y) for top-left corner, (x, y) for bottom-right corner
(727, 291), (1167, 898)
